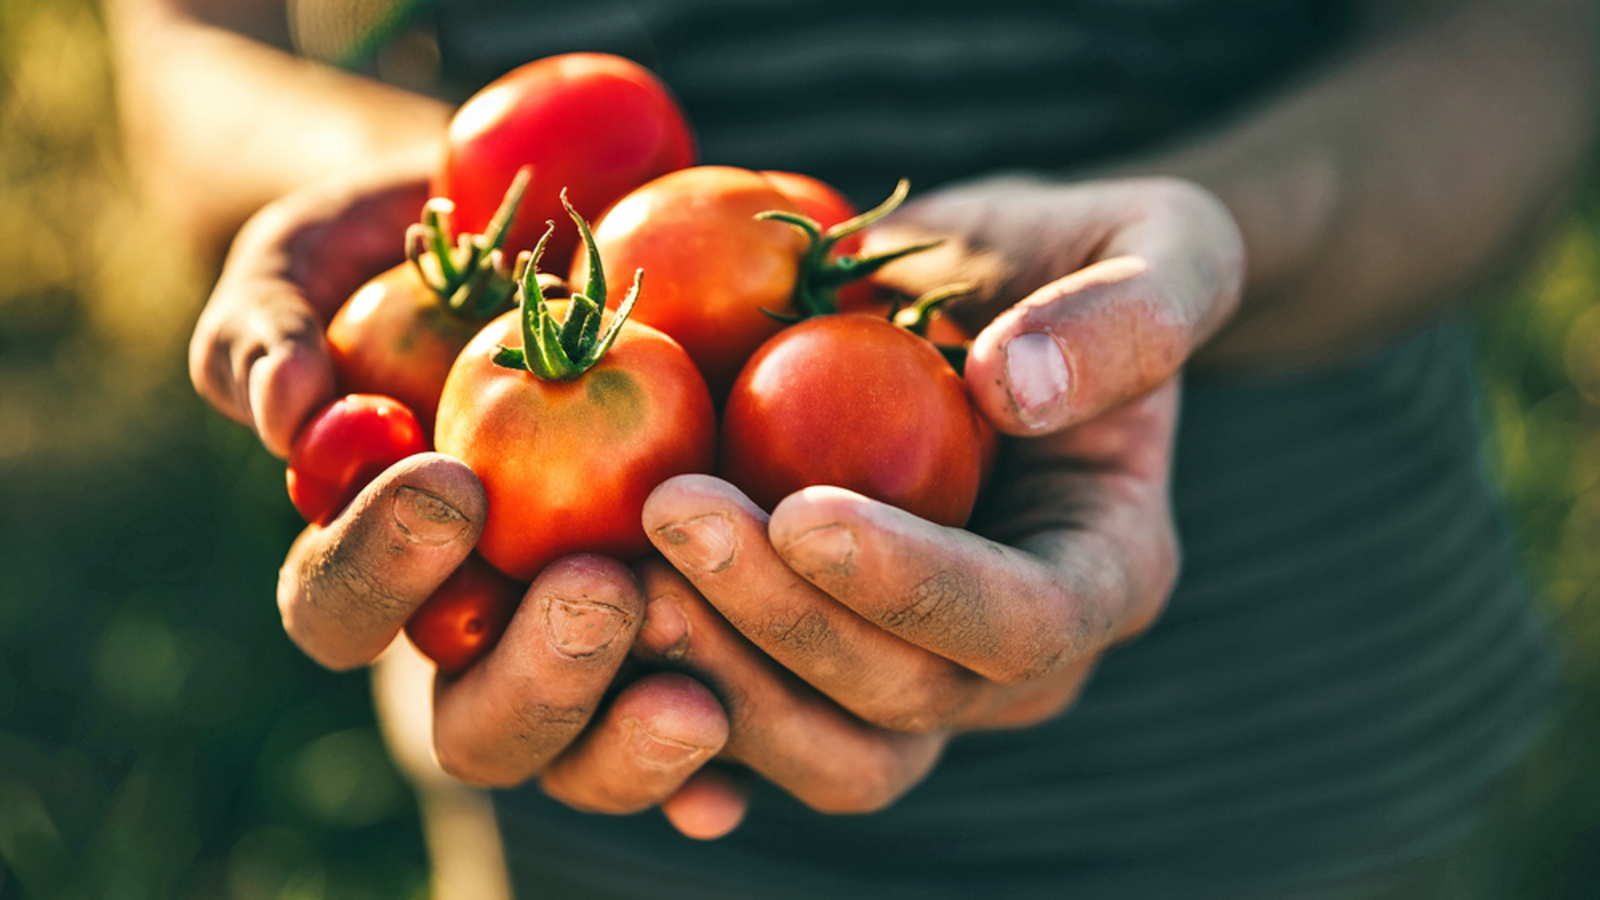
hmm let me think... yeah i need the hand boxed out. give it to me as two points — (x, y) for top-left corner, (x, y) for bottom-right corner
(629, 175), (1241, 812)
(195, 173), (745, 838)
(866, 174), (1241, 435)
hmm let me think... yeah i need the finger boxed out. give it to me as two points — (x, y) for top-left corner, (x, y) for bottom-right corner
(540, 672), (728, 815)
(279, 453), (484, 670)
(660, 766), (750, 840)
(633, 559), (945, 814)
(644, 477), (985, 734)
(432, 554), (645, 788)
(190, 273), (337, 458)
(965, 178), (1242, 435)
(768, 387), (1179, 684)
(190, 175), (431, 456)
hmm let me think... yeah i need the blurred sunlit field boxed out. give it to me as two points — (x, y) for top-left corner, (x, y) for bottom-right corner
(0, 2), (1595, 898)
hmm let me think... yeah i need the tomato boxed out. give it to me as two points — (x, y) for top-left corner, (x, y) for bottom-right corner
(574, 166), (807, 397)
(576, 167), (931, 397)
(718, 314), (987, 528)
(406, 554), (523, 673)
(434, 206), (715, 582)
(759, 170), (875, 309)
(287, 394), (427, 525)
(435, 53), (696, 266)
(326, 174), (533, 434)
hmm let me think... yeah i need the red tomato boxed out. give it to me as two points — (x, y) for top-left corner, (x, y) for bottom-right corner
(406, 554), (523, 673)
(574, 166), (808, 397)
(435, 53), (696, 265)
(760, 170), (875, 309)
(434, 301), (715, 581)
(326, 264), (484, 436)
(286, 394), (427, 525)
(327, 177), (532, 435)
(719, 314), (987, 528)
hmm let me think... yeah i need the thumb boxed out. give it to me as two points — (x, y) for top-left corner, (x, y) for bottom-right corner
(965, 180), (1242, 435)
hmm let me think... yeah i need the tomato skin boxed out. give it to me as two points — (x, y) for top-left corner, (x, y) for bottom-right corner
(435, 53), (696, 266)
(576, 166), (809, 398)
(406, 554), (523, 673)
(760, 170), (878, 309)
(326, 264), (484, 436)
(719, 314), (987, 528)
(434, 304), (715, 582)
(287, 394), (428, 525)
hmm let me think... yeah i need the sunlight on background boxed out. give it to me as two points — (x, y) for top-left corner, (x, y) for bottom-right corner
(0, 1), (1596, 898)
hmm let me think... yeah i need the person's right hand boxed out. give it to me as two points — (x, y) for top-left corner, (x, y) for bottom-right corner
(192, 171), (747, 839)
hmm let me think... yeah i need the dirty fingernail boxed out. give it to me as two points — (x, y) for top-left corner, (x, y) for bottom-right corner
(626, 719), (705, 770)
(781, 523), (857, 577)
(393, 486), (469, 544)
(639, 596), (690, 661)
(547, 599), (627, 657)
(656, 514), (736, 572)
(1004, 332), (1072, 429)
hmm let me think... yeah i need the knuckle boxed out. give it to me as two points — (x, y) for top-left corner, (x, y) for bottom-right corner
(764, 606), (835, 657)
(859, 664), (974, 734)
(877, 570), (972, 642)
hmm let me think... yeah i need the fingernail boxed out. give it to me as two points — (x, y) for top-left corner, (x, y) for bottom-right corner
(392, 486), (469, 544)
(1004, 332), (1072, 430)
(780, 523), (856, 577)
(546, 599), (627, 657)
(639, 596), (690, 661)
(656, 514), (736, 573)
(625, 719), (704, 770)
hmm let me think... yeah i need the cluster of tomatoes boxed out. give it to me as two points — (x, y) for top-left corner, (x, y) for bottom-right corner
(284, 53), (993, 673)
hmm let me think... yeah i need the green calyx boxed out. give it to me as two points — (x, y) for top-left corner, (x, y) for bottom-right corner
(407, 165), (532, 322)
(756, 179), (942, 320)
(492, 191), (642, 381)
(889, 282), (977, 371)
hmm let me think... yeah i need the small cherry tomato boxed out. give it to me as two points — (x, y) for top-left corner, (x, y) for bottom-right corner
(719, 314), (987, 528)
(435, 53), (696, 265)
(286, 394), (427, 525)
(406, 554), (524, 673)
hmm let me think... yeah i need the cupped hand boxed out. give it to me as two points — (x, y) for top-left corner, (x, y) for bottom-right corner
(197, 171), (745, 838)
(640, 378), (1178, 813)
(630, 174), (1241, 814)
(277, 453), (744, 839)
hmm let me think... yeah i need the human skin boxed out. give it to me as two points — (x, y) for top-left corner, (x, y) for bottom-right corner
(110, 0), (1597, 837)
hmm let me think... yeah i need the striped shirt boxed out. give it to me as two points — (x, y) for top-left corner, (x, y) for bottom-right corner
(301, 2), (1555, 896)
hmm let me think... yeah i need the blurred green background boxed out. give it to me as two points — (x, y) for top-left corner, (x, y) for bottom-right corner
(0, 2), (1596, 898)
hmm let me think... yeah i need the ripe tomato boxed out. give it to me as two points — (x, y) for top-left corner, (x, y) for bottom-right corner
(576, 168), (934, 398)
(759, 170), (876, 309)
(718, 314), (988, 528)
(287, 394), (427, 525)
(435, 53), (696, 265)
(406, 554), (523, 673)
(435, 205), (715, 581)
(327, 174), (533, 434)
(574, 166), (808, 397)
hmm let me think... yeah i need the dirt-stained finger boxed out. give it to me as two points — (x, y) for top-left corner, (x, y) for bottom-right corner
(279, 453), (484, 670)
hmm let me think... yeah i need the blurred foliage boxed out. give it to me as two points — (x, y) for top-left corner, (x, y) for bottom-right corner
(0, 1), (1597, 898)
(0, 2), (426, 898)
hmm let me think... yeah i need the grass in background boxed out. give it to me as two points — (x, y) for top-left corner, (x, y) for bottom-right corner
(0, 1), (1595, 897)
